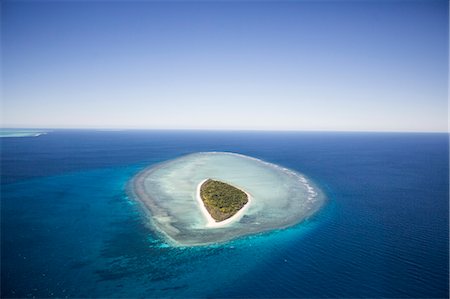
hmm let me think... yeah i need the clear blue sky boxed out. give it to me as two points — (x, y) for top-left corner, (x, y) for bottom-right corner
(2, 0), (448, 132)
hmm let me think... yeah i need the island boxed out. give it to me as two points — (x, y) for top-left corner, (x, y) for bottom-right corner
(129, 152), (325, 246)
(200, 179), (249, 222)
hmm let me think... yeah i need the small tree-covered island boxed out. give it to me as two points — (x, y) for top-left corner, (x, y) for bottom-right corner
(200, 179), (249, 222)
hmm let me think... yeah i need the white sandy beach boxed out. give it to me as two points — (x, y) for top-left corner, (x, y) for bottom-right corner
(195, 179), (252, 228)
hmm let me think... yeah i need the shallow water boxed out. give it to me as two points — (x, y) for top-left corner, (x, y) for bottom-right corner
(0, 129), (47, 138)
(131, 152), (325, 245)
(1, 130), (448, 298)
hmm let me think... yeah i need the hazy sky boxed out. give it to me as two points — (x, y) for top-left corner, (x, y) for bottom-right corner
(2, 0), (448, 132)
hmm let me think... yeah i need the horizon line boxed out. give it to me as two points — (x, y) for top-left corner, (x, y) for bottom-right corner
(1, 127), (448, 134)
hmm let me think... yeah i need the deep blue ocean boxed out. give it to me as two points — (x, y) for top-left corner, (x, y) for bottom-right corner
(1, 130), (448, 298)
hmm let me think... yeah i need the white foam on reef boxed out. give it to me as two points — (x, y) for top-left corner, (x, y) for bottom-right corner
(0, 130), (47, 138)
(130, 152), (325, 246)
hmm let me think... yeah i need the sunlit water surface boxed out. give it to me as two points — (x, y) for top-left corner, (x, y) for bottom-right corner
(1, 130), (448, 298)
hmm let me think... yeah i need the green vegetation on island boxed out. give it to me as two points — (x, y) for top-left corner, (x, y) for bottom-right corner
(200, 179), (249, 222)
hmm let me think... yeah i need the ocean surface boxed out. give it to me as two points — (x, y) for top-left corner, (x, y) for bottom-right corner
(1, 130), (448, 298)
